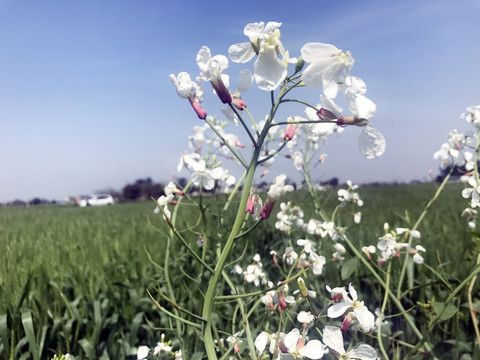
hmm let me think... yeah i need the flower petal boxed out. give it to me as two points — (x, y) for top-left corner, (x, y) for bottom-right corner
(349, 344), (378, 359)
(327, 302), (351, 318)
(299, 340), (326, 359)
(237, 69), (253, 93)
(322, 326), (345, 355)
(358, 125), (386, 159)
(228, 42), (256, 63)
(254, 45), (287, 91)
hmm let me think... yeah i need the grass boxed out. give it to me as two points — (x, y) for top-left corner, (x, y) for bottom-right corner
(0, 181), (476, 359)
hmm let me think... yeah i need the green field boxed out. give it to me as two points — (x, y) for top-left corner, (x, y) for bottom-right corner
(0, 182), (476, 359)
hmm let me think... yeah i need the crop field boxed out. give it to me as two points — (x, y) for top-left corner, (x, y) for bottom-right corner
(0, 182), (477, 359)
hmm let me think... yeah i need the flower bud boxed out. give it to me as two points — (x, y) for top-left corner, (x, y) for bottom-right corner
(283, 123), (296, 141)
(297, 277), (308, 298)
(277, 291), (287, 310)
(188, 97), (207, 120)
(295, 56), (305, 74)
(260, 197), (276, 219)
(340, 313), (353, 332)
(232, 96), (247, 110)
(245, 193), (255, 214)
(317, 108), (338, 120)
(210, 78), (232, 104)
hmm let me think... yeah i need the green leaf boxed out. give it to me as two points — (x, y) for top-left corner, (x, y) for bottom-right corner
(341, 258), (359, 280)
(433, 301), (457, 321)
(21, 312), (39, 360)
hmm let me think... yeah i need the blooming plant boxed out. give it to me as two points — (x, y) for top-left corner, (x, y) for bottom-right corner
(141, 21), (480, 360)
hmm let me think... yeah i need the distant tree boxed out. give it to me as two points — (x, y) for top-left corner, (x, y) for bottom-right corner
(29, 198), (43, 206)
(9, 200), (26, 207)
(123, 183), (142, 200)
(122, 177), (165, 201)
(177, 177), (188, 189)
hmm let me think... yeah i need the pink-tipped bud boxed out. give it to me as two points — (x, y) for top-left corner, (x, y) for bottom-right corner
(260, 197), (276, 219)
(340, 313), (353, 332)
(232, 97), (247, 110)
(210, 78), (232, 104)
(188, 97), (207, 119)
(317, 108), (337, 120)
(284, 123), (296, 141)
(277, 291), (287, 310)
(245, 194), (255, 214)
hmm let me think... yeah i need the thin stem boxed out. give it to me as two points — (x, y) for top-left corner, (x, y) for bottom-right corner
(147, 290), (202, 329)
(228, 103), (257, 148)
(396, 165), (455, 298)
(257, 141), (288, 165)
(404, 264), (480, 359)
(201, 150), (259, 359)
(243, 107), (259, 134)
(468, 250), (480, 348)
(340, 232), (436, 358)
(153, 198), (214, 274)
(279, 98), (319, 111)
(377, 262), (391, 360)
(205, 117), (248, 169)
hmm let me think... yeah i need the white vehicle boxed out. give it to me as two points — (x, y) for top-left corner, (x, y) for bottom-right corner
(77, 194), (115, 207)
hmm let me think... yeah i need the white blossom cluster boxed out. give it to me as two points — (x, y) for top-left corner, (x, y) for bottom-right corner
(435, 105), (480, 228)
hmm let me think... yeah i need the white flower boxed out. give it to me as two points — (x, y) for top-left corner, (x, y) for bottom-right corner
(283, 247), (299, 266)
(358, 125), (386, 159)
(164, 181), (182, 196)
(197, 46), (231, 103)
(297, 238), (316, 253)
(342, 76), (376, 120)
(301, 42), (354, 98)
(137, 346), (150, 360)
(323, 326), (377, 359)
(220, 69), (253, 124)
(255, 331), (271, 354)
(197, 46), (229, 83)
(170, 72), (206, 119)
(280, 328), (326, 359)
(407, 245), (426, 264)
(377, 233), (408, 261)
(268, 174), (294, 199)
(333, 243), (346, 261)
(154, 334), (172, 355)
(244, 254), (267, 286)
(461, 105), (480, 125)
(309, 252), (326, 276)
(228, 21), (291, 91)
(327, 283), (375, 332)
(297, 311), (315, 324)
(154, 194), (175, 219)
(170, 72), (204, 102)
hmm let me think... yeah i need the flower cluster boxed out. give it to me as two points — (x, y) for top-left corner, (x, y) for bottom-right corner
(359, 223), (425, 266)
(137, 334), (181, 360)
(435, 105), (480, 229)
(275, 201), (305, 233)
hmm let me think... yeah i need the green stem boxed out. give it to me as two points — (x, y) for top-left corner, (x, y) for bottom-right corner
(377, 262), (391, 360)
(205, 117), (248, 169)
(396, 166), (455, 298)
(341, 232), (436, 358)
(404, 264), (480, 359)
(201, 153), (259, 359)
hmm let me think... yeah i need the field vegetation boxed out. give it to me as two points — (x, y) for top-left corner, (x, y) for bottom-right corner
(1, 182), (476, 359)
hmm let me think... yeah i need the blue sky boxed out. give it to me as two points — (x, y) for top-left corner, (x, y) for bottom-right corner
(1, 0), (480, 202)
